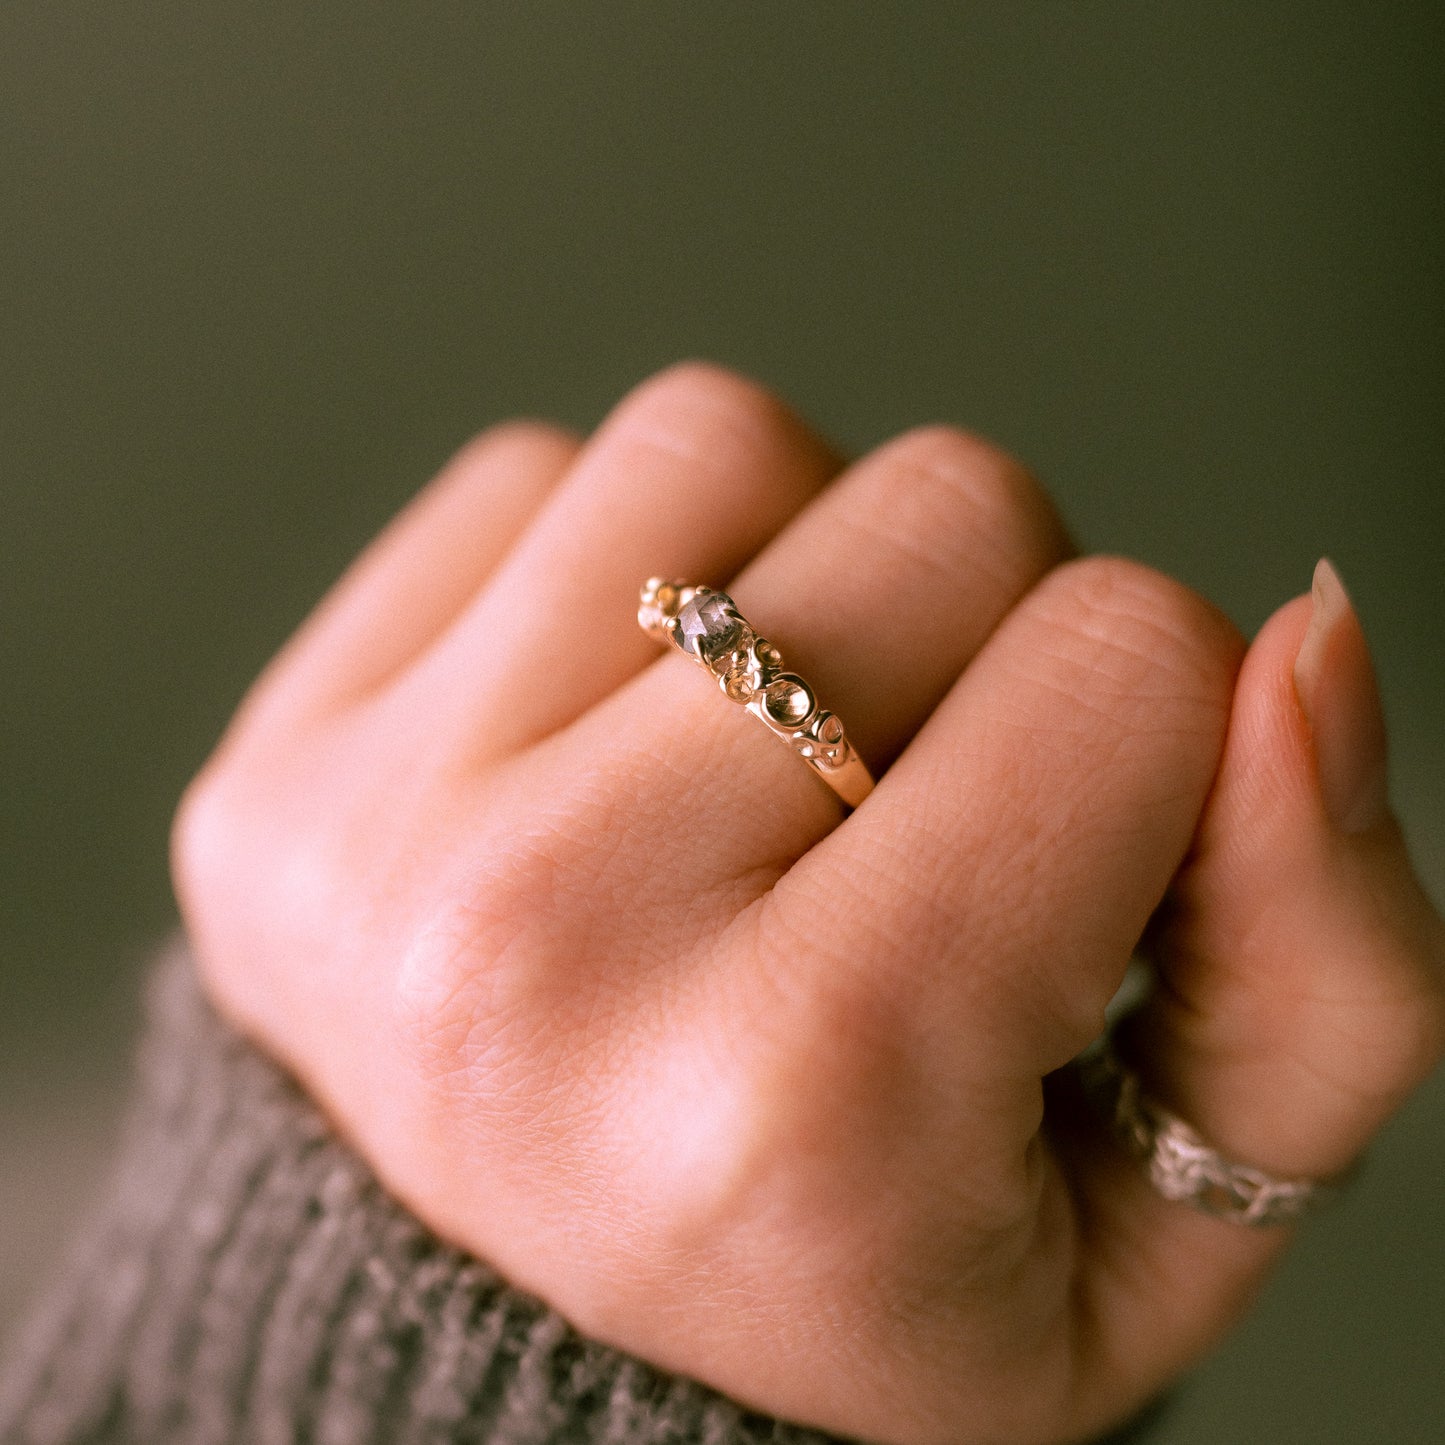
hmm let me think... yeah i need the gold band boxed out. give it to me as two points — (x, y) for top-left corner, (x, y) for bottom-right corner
(638, 578), (875, 810)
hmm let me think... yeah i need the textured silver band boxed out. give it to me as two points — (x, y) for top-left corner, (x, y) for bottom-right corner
(1078, 1036), (1346, 1226)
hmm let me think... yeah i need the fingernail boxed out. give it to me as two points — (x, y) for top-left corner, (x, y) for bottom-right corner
(1292, 558), (1390, 834)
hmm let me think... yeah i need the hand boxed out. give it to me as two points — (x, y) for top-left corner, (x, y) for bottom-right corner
(172, 363), (1445, 1445)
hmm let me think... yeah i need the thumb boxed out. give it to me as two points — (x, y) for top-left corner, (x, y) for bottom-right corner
(1129, 557), (1445, 1184)
(1057, 560), (1445, 1411)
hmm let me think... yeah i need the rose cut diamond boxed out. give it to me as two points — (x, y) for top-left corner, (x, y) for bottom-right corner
(674, 592), (744, 663)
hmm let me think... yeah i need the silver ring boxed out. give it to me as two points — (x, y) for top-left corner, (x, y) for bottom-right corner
(1077, 1035), (1348, 1226)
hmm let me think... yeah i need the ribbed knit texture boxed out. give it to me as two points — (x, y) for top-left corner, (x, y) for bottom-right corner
(0, 942), (838, 1444)
(0, 942), (1166, 1444)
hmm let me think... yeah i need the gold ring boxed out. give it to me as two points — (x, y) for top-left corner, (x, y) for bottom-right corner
(638, 578), (875, 810)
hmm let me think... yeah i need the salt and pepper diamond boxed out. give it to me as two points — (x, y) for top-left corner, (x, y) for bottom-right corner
(673, 591), (746, 666)
(639, 576), (876, 808)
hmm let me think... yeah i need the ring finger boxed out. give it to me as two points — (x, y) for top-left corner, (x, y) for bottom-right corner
(489, 417), (1076, 969)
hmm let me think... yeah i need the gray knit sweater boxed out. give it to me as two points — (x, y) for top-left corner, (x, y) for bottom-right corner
(0, 941), (1163, 1444)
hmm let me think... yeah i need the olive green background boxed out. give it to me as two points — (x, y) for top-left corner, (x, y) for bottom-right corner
(2, 3), (1442, 1439)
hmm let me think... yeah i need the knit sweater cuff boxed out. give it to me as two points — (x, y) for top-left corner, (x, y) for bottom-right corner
(0, 939), (1166, 1444)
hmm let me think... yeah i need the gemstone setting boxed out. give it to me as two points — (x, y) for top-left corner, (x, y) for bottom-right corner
(763, 675), (814, 726)
(674, 592), (744, 665)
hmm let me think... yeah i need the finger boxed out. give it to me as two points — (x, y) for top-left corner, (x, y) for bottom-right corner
(474, 425), (1072, 982)
(725, 424), (1075, 769)
(403, 362), (841, 762)
(235, 421), (580, 729)
(1060, 560), (1445, 1396)
(749, 556), (1244, 1169)
(1131, 559), (1445, 1175)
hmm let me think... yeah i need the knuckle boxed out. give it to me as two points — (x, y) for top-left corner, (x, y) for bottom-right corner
(172, 742), (355, 1004)
(856, 425), (1072, 584)
(170, 757), (285, 1021)
(390, 824), (597, 1092)
(1368, 947), (1445, 1099)
(627, 358), (781, 417)
(609, 360), (821, 476)
(170, 759), (241, 915)
(1031, 555), (1244, 716)
(1395, 993), (1445, 1096)
(1300, 965), (1445, 1120)
(445, 417), (579, 475)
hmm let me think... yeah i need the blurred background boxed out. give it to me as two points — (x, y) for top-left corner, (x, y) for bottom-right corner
(2, 3), (1441, 1439)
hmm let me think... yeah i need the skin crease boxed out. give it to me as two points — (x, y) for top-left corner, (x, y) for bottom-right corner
(172, 363), (1445, 1445)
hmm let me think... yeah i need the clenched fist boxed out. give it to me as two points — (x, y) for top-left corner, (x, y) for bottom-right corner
(172, 364), (1444, 1445)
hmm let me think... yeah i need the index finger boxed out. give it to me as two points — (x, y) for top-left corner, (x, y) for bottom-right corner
(762, 556), (1244, 1106)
